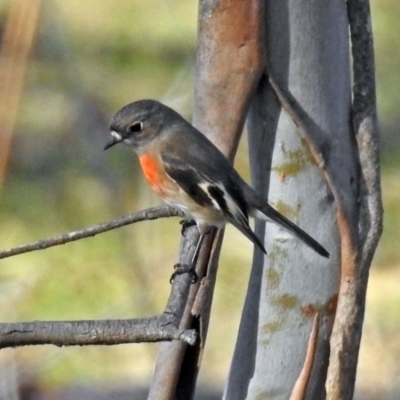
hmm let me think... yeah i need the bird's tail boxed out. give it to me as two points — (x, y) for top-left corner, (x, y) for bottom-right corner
(250, 201), (330, 259)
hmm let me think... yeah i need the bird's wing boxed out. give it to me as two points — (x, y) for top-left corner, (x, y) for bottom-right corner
(162, 155), (214, 208)
(251, 202), (330, 258)
(161, 124), (327, 258)
(161, 153), (266, 253)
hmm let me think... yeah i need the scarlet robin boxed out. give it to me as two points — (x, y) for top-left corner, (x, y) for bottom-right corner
(104, 100), (329, 277)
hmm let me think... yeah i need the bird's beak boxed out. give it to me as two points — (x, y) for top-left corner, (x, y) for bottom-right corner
(103, 132), (122, 150)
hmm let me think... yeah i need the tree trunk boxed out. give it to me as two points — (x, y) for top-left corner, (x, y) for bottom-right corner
(225, 1), (362, 398)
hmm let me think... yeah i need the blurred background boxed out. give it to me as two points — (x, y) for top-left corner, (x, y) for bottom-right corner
(0, 0), (397, 399)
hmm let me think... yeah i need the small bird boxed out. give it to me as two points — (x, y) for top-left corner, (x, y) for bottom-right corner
(104, 100), (329, 278)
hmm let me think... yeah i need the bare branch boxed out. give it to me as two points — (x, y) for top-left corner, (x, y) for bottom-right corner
(347, 0), (383, 264)
(268, 74), (329, 171)
(0, 206), (183, 260)
(0, 250), (198, 349)
(0, 315), (197, 349)
(149, 1), (266, 398)
(326, 0), (382, 398)
(147, 226), (203, 400)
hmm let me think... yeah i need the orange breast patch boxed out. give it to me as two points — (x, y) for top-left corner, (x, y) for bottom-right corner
(139, 153), (166, 196)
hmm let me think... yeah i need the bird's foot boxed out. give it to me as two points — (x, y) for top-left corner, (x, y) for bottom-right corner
(170, 263), (198, 284)
(179, 219), (196, 236)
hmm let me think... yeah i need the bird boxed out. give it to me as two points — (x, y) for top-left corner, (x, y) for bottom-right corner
(104, 99), (329, 280)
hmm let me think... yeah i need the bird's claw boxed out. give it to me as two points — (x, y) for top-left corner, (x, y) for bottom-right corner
(170, 263), (198, 284)
(179, 219), (196, 236)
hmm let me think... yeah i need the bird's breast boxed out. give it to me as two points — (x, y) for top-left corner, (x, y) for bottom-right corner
(139, 153), (169, 197)
(138, 152), (225, 228)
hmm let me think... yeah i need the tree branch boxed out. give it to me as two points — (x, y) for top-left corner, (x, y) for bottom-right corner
(348, 0), (383, 265)
(327, 1), (382, 398)
(0, 246), (198, 349)
(0, 205), (183, 260)
(0, 315), (197, 349)
(149, 1), (266, 398)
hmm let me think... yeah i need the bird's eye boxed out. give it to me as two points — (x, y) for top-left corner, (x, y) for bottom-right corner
(128, 122), (143, 134)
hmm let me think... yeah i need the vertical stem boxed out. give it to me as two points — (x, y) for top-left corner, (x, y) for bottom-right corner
(0, 0), (43, 189)
(148, 1), (265, 398)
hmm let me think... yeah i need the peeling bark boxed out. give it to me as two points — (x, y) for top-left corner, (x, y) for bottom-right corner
(226, 1), (355, 399)
(148, 1), (265, 399)
(326, 0), (382, 398)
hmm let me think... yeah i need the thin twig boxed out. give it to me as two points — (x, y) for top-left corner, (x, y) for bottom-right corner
(0, 206), (183, 260)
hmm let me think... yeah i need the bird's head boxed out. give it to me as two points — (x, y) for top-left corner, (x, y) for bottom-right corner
(104, 99), (176, 153)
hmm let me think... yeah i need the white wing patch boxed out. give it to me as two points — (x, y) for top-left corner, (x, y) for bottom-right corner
(219, 184), (247, 222)
(198, 182), (221, 210)
(200, 181), (249, 227)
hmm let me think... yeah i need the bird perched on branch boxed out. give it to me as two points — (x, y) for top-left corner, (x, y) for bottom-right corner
(104, 100), (329, 280)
